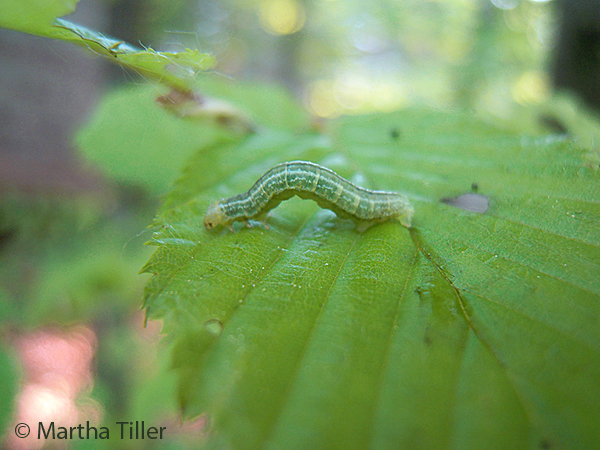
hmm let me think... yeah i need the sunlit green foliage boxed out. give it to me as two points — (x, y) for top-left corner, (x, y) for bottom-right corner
(143, 85), (600, 449)
(76, 77), (311, 194)
(1, 0), (598, 449)
(0, 0), (214, 91)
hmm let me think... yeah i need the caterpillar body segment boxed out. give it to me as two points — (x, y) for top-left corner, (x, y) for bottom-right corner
(203, 161), (413, 231)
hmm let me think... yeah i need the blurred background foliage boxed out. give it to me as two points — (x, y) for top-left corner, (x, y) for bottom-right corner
(0, 0), (599, 448)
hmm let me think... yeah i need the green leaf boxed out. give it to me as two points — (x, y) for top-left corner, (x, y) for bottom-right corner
(77, 85), (229, 194)
(77, 79), (312, 195)
(0, 2), (214, 91)
(142, 104), (600, 449)
(51, 19), (214, 91)
(192, 76), (312, 132)
(0, 0), (77, 34)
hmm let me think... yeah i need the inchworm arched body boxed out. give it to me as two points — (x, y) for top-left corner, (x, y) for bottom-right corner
(203, 161), (413, 231)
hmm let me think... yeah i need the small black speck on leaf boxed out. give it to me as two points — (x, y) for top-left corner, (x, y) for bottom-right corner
(390, 128), (400, 140)
(471, 182), (478, 192)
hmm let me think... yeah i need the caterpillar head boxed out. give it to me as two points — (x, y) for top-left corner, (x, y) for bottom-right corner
(204, 201), (227, 230)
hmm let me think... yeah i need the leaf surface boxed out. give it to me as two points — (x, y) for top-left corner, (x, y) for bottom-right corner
(143, 103), (600, 449)
(77, 85), (228, 194)
(0, 1), (214, 91)
(51, 19), (214, 91)
(0, 0), (77, 34)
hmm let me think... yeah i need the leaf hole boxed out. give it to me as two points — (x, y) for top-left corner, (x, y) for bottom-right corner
(204, 319), (224, 336)
(441, 193), (489, 213)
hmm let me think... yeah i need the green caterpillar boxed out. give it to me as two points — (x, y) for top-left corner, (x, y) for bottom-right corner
(204, 161), (414, 231)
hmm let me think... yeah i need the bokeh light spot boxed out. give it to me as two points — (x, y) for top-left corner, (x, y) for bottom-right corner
(491, 0), (519, 10)
(333, 73), (370, 110)
(305, 80), (342, 118)
(511, 70), (550, 105)
(260, 0), (306, 35)
(370, 82), (407, 112)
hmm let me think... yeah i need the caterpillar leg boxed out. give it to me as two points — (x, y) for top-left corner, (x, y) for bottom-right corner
(250, 212), (270, 229)
(356, 221), (372, 233)
(248, 219), (270, 230)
